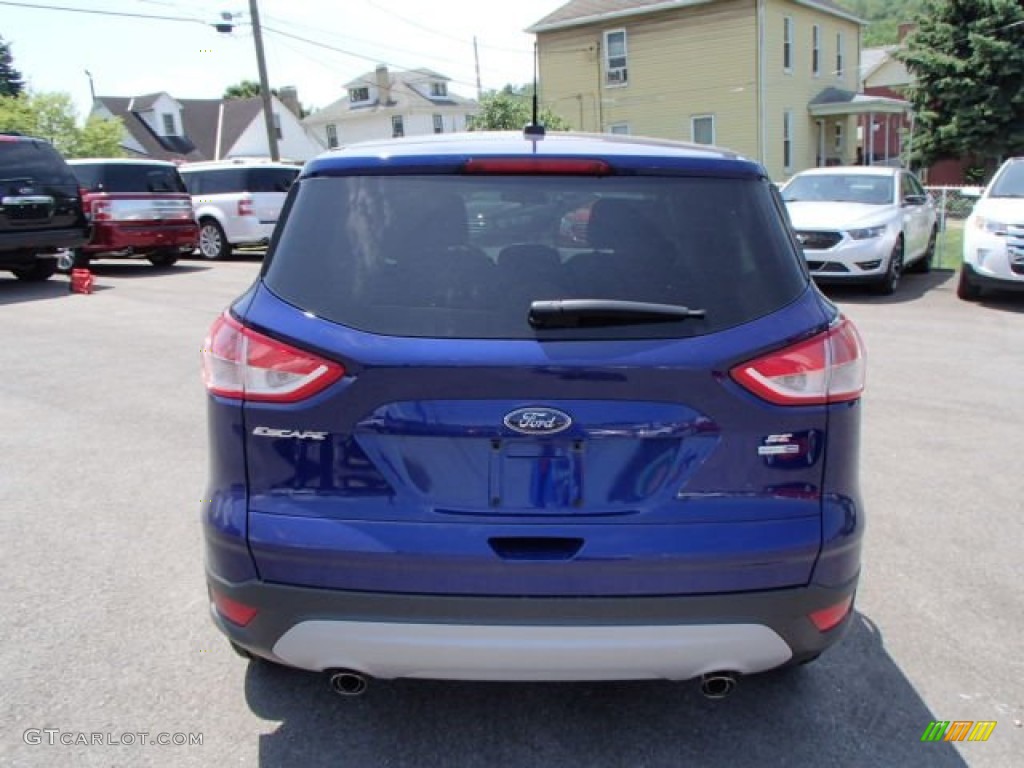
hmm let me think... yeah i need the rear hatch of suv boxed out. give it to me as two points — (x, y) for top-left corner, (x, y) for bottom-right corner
(69, 161), (194, 249)
(0, 137), (86, 246)
(212, 148), (855, 598)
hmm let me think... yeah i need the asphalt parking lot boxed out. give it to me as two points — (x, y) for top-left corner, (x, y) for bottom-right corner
(1, 258), (1021, 767)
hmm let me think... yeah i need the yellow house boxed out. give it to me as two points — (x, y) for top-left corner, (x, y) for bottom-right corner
(527, 0), (907, 181)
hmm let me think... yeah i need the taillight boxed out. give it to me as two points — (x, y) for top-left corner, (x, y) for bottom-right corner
(237, 196), (254, 216)
(91, 200), (111, 221)
(808, 596), (853, 632)
(210, 588), (258, 627)
(730, 316), (865, 406)
(201, 313), (344, 402)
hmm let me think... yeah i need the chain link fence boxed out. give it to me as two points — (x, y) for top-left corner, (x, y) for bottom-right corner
(924, 186), (977, 269)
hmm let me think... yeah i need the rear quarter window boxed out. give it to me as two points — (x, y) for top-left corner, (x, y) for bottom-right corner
(246, 167), (299, 192)
(263, 174), (807, 340)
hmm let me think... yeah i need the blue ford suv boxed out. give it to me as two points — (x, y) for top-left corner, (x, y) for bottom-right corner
(201, 131), (865, 697)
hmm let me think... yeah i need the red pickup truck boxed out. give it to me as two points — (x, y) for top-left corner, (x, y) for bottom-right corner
(67, 159), (198, 268)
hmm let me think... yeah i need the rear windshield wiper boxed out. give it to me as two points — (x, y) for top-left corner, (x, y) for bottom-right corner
(529, 299), (706, 329)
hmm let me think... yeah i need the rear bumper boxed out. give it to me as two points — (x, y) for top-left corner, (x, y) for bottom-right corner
(82, 222), (198, 254)
(207, 571), (858, 680)
(0, 227), (90, 259)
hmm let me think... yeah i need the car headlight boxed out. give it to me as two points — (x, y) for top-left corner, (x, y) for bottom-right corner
(847, 225), (887, 240)
(974, 216), (1007, 234)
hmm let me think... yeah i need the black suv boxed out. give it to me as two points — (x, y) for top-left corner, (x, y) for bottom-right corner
(0, 134), (90, 281)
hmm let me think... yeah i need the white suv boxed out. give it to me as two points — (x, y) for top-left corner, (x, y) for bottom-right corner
(959, 157), (1024, 301)
(179, 160), (299, 260)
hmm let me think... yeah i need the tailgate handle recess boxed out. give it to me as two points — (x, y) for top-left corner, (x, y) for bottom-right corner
(489, 537), (583, 561)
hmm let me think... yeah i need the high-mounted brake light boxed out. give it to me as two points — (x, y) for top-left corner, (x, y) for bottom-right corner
(201, 313), (345, 403)
(462, 158), (612, 175)
(730, 316), (865, 406)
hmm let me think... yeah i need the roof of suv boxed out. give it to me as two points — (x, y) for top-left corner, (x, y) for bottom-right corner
(303, 131), (765, 179)
(179, 159), (301, 172)
(67, 158), (179, 167)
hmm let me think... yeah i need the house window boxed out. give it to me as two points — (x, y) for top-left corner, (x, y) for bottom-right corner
(691, 114), (715, 145)
(604, 29), (628, 86)
(783, 17), (793, 72)
(161, 113), (175, 135)
(349, 87), (369, 103)
(325, 123), (338, 149)
(812, 25), (821, 76)
(836, 32), (844, 77)
(273, 112), (282, 140)
(430, 82), (448, 98)
(834, 122), (843, 153)
(783, 110), (793, 171)
(607, 122), (630, 135)
(392, 115), (404, 138)
(433, 114), (444, 134)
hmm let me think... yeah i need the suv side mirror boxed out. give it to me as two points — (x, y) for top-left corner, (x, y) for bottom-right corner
(903, 193), (927, 206)
(960, 186), (983, 199)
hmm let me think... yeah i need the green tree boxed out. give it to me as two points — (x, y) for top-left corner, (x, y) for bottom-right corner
(468, 87), (571, 132)
(0, 35), (25, 97)
(224, 79), (276, 100)
(0, 92), (123, 157)
(898, 0), (1024, 173)
(74, 115), (126, 158)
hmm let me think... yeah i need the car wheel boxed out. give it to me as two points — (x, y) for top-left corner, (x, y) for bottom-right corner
(874, 238), (903, 295)
(148, 250), (179, 268)
(907, 227), (936, 274)
(199, 219), (232, 261)
(956, 266), (982, 301)
(11, 258), (58, 282)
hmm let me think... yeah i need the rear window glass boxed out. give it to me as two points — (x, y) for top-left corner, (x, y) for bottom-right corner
(71, 163), (187, 194)
(181, 167), (298, 194)
(263, 175), (806, 340)
(0, 140), (77, 186)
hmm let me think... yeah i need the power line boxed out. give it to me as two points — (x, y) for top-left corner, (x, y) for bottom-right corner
(361, 0), (533, 55)
(260, 24), (517, 95)
(0, 0), (203, 23)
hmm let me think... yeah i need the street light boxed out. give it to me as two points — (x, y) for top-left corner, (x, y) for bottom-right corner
(214, 2), (280, 161)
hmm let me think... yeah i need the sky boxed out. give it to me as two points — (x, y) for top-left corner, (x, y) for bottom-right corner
(2, 0), (569, 119)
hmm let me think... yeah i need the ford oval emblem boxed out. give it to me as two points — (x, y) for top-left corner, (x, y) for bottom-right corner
(503, 407), (572, 435)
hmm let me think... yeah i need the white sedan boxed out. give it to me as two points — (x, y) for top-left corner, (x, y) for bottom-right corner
(781, 166), (937, 295)
(958, 157), (1024, 301)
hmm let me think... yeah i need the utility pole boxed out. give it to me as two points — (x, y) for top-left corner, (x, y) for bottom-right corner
(84, 70), (96, 103)
(473, 36), (482, 101)
(248, 0), (279, 160)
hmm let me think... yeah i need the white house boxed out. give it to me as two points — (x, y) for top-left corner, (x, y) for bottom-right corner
(91, 88), (323, 162)
(304, 66), (479, 148)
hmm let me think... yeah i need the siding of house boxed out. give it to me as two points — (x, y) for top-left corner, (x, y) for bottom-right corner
(536, 0), (864, 180)
(538, 0), (758, 153)
(309, 111), (472, 147)
(228, 98), (323, 161)
(763, 0), (861, 179)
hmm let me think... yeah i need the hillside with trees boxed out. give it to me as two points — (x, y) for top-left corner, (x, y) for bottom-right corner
(843, 0), (927, 46)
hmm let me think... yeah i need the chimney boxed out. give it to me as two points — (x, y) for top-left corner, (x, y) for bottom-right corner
(375, 65), (391, 105)
(278, 86), (301, 118)
(897, 23), (917, 43)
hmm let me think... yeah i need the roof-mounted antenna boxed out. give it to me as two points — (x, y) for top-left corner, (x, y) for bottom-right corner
(524, 41), (545, 138)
